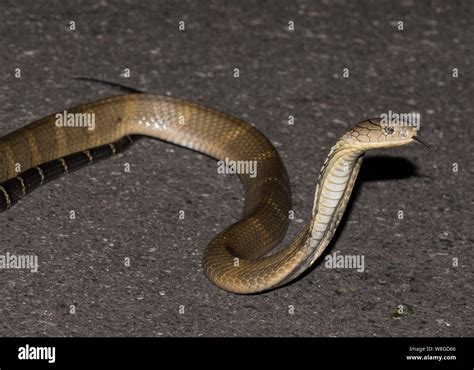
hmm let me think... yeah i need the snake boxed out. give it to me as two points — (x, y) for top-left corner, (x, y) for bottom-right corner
(0, 87), (424, 294)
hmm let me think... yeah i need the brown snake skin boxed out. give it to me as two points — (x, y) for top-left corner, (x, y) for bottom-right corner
(0, 94), (419, 293)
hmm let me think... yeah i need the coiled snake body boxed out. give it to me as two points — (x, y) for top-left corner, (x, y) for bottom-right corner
(0, 93), (419, 293)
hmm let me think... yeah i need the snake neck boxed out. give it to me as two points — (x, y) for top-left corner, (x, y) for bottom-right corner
(309, 140), (364, 251)
(280, 140), (365, 284)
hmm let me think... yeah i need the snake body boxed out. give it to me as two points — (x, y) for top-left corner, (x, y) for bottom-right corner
(0, 93), (417, 293)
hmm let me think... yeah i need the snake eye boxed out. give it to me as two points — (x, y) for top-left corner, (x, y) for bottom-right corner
(385, 126), (395, 134)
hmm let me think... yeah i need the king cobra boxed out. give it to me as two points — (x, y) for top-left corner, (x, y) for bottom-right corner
(0, 89), (425, 294)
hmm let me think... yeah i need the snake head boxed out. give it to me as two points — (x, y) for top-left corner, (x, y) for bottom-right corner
(344, 118), (427, 150)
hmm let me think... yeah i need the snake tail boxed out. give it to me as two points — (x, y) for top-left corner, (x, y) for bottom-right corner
(0, 135), (137, 211)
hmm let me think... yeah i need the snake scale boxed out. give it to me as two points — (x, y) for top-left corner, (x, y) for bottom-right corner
(0, 91), (421, 293)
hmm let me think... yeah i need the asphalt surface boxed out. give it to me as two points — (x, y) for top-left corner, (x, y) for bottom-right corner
(0, 1), (472, 337)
